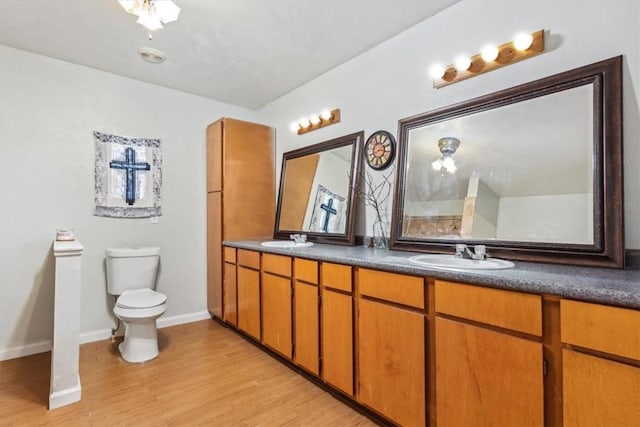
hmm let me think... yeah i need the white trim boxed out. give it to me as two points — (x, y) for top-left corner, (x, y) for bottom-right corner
(157, 310), (211, 329)
(49, 381), (82, 410)
(0, 339), (51, 361)
(0, 311), (212, 361)
(79, 328), (114, 344)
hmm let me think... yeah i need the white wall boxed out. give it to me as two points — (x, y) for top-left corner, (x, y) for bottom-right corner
(257, 0), (640, 249)
(497, 194), (593, 244)
(0, 46), (256, 358)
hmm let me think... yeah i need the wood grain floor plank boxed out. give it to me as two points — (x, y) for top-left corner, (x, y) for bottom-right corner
(0, 320), (377, 426)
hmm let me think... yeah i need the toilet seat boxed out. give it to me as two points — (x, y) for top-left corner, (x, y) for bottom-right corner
(117, 289), (166, 309)
(114, 289), (167, 320)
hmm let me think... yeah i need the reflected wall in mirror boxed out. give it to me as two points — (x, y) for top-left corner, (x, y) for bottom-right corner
(274, 131), (363, 245)
(391, 56), (623, 267)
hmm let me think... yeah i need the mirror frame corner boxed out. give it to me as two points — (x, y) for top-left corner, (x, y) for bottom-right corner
(390, 55), (624, 268)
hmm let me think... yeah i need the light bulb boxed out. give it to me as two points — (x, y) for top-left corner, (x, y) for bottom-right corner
(454, 55), (471, 72)
(442, 156), (456, 172)
(137, 14), (163, 30)
(309, 115), (321, 125)
(298, 118), (311, 129)
(432, 158), (443, 171)
(514, 32), (534, 51)
(320, 110), (332, 121)
(154, 0), (181, 23)
(430, 64), (446, 79)
(481, 45), (499, 62)
(289, 122), (300, 133)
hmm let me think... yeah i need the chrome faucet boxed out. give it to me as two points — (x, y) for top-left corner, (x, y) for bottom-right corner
(455, 244), (487, 260)
(289, 233), (307, 244)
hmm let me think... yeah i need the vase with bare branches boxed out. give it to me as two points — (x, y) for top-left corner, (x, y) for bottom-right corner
(359, 165), (394, 248)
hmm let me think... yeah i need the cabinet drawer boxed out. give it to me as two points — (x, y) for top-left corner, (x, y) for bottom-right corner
(358, 269), (424, 309)
(262, 253), (292, 277)
(295, 258), (318, 284)
(237, 249), (260, 269)
(561, 299), (640, 360)
(321, 263), (352, 292)
(224, 246), (236, 263)
(435, 280), (542, 336)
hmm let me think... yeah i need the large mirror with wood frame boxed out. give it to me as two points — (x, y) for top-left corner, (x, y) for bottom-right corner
(391, 56), (623, 267)
(274, 131), (363, 245)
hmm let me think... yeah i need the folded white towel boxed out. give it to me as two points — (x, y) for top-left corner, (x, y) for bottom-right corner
(56, 229), (75, 241)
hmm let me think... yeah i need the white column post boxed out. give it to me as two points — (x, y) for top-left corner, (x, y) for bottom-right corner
(49, 239), (83, 409)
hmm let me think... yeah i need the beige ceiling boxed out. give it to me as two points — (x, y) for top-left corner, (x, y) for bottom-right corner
(0, 0), (458, 109)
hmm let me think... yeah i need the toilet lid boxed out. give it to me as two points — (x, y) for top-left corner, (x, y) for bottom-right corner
(117, 289), (167, 309)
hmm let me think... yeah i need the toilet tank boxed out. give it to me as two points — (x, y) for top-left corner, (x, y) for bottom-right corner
(106, 247), (160, 295)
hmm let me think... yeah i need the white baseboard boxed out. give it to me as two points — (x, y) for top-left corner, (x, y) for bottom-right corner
(79, 328), (113, 344)
(49, 380), (81, 410)
(157, 310), (211, 329)
(0, 339), (51, 361)
(1, 310), (213, 361)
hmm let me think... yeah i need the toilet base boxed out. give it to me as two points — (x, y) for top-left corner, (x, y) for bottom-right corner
(119, 319), (160, 363)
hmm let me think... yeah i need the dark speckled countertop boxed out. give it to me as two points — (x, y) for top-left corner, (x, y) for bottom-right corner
(224, 240), (640, 310)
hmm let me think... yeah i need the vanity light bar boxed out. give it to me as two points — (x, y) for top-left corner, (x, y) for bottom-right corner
(432, 30), (545, 88)
(296, 108), (341, 135)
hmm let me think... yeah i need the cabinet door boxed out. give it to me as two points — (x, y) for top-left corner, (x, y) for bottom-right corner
(237, 266), (260, 340)
(321, 289), (353, 395)
(294, 281), (319, 375)
(223, 262), (237, 326)
(206, 192), (222, 318)
(206, 120), (222, 192)
(563, 349), (640, 426)
(223, 118), (275, 240)
(436, 317), (543, 427)
(262, 273), (292, 358)
(358, 298), (425, 426)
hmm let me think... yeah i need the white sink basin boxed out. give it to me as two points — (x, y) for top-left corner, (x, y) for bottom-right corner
(409, 254), (514, 270)
(261, 240), (314, 248)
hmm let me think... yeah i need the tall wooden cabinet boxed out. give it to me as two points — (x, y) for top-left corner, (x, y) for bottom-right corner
(206, 118), (275, 319)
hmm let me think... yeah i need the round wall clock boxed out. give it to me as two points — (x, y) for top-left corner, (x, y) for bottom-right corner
(365, 130), (396, 170)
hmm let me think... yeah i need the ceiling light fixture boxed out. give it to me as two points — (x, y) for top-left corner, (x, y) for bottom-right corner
(431, 137), (460, 175)
(119, 0), (181, 31)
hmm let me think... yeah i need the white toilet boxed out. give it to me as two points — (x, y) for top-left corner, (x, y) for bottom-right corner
(106, 247), (167, 363)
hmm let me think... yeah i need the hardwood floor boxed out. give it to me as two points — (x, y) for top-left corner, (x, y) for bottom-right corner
(0, 320), (378, 426)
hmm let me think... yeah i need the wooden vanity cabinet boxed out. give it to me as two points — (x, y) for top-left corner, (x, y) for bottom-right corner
(261, 253), (293, 359)
(236, 249), (261, 340)
(357, 269), (426, 426)
(206, 118), (275, 319)
(320, 263), (354, 395)
(434, 280), (544, 427)
(560, 300), (640, 426)
(293, 258), (319, 375)
(223, 247), (237, 326)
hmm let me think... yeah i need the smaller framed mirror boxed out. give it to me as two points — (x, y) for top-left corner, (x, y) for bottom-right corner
(274, 131), (364, 245)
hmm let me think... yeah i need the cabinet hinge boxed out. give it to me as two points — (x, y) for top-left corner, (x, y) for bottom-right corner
(318, 293), (322, 306)
(319, 357), (322, 372)
(543, 359), (548, 377)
